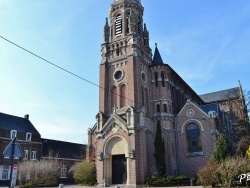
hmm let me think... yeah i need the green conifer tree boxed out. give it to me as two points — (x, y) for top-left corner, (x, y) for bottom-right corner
(153, 120), (166, 175)
(211, 135), (232, 161)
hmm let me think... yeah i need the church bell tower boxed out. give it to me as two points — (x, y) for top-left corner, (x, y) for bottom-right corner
(99, 0), (151, 116)
(88, 0), (155, 187)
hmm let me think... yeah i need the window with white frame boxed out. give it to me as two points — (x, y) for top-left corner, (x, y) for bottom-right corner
(26, 132), (32, 141)
(31, 150), (37, 160)
(60, 163), (68, 178)
(24, 150), (28, 160)
(10, 130), (17, 139)
(1, 166), (9, 180)
(208, 111), (216, 118)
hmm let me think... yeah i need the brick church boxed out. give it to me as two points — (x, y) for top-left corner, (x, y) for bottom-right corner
(87, 0), (248, 187)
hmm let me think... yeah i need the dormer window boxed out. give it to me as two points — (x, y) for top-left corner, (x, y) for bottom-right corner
(208, 111), (216, 118)
(115, 14), (122, 37)
(10, 130), (17, 139)
(26, 133), (32, 141)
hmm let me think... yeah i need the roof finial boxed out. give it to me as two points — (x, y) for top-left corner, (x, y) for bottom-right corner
(155, 43), (157, 48)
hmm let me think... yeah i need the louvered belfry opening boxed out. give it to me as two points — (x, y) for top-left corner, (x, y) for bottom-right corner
(115, 14), (122, 37)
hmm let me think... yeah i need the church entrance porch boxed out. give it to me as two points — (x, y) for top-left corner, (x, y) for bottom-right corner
(102, 136), (132, 186)
(112, 154), (127, 184)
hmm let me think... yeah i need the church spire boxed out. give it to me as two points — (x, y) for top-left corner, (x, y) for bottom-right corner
(152, 43), (164, 65)
(143, 23), (149, 46)
(104, 18), (110, 43)
(143, 23), (151, 55)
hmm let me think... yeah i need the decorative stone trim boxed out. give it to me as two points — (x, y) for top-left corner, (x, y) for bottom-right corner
(181, 119), (205, 133)
(186, 109), (194, 117)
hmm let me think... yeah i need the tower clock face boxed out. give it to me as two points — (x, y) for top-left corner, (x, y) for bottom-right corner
(113, 70), (124, 81)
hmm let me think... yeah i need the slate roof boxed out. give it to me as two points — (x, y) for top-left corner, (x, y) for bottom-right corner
(41, 138), (86, 160)
(200, 87), (240, 103)
(200, 103), (219, 114)
(152, 46), (164, 65)
(0, 112), (40, 135)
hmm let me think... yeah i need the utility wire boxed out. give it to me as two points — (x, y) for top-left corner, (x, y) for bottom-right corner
(0, 35), (139, 106)
(0, 36), (100, 87)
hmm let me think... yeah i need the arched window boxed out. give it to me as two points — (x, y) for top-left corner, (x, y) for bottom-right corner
(163, 103), (167, 112)
(161, 72), (165, 87)
(116, 44), (120, 56)
(141, 86), (144, 106)
(126, 11), (130, 34)
(186, 123), (202, 153)
(115, 14), (122, 37)
(60, 163), (68, 178)
(155, 72), (158, 87)
(145, 88), (149, 108)
(120, 84), (126, 108)
(138, 17), (142, 38)
(156, 104), (160, 113)
(111, 86), (117, 108)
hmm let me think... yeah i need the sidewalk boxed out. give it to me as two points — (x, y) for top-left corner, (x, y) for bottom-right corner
(1, 185), (203, 188)
(51, 186), (203, 188)
(47, 186), (203, 188)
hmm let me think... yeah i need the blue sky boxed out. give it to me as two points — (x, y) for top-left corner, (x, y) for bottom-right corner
(0, 0), (249, 144)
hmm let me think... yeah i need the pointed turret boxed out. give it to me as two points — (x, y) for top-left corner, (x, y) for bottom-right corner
(143, 23), (149, 46)
(152, 43), (164, 65)
(143, 23), (151, 56)
(104, 18), (110, 43)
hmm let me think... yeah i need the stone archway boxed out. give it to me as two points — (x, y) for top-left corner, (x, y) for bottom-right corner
(103, 136), (130, 185)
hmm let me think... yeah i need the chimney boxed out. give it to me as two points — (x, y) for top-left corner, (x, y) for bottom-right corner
(24, 114), (29, 120)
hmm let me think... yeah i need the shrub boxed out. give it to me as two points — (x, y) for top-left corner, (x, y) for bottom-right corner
(71, 160), (97, 186)
(19, 159), (59, 186)
(197, 160), (221, 186)
(198, 156), (250, 187)
(144, 175), (189, 186)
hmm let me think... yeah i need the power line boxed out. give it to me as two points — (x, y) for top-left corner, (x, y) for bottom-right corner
(0, 35), (100, 87)
(0, 35), (140, 106)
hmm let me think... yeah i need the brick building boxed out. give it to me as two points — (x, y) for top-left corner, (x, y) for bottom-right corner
(87, 0), (248, 187)
(0, 112), (86, 185)
(41, 138), (86, 183)
(0, 113), (42, 185)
